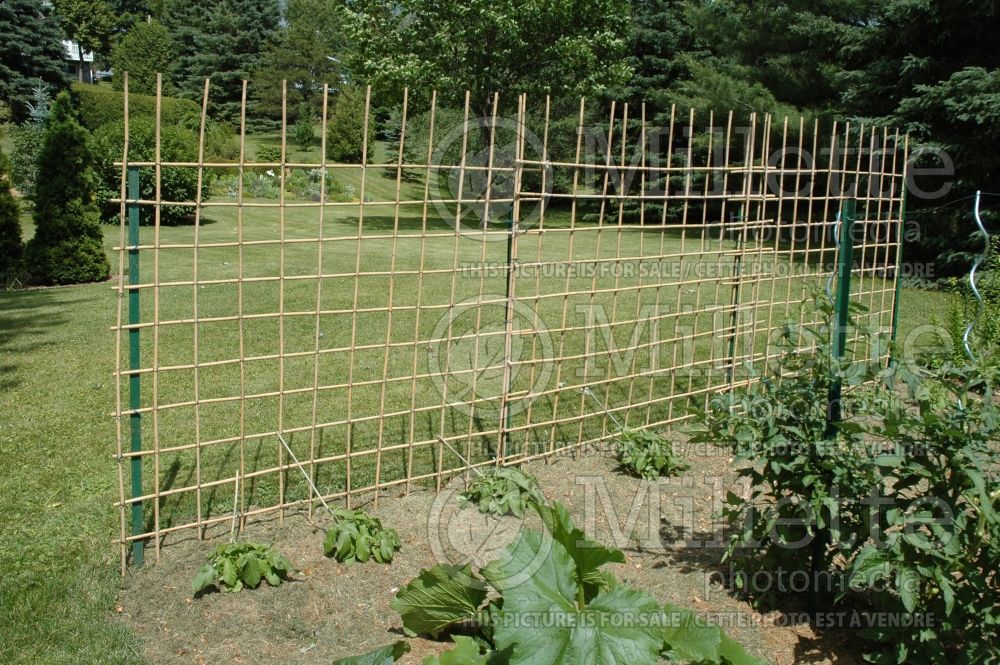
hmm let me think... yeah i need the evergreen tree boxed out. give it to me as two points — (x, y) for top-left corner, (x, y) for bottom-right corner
(110, 19), (176, 95)
(611, 0), (698, 111)
(0, 0), (70, 122)
(841, 0), (1000, 274)
(25, 92), (110, 285)
(162, 0), (282, 123)
(326, 86), (374, 164)
(0, 145), (22, 279)
(253, 0), (345, 122)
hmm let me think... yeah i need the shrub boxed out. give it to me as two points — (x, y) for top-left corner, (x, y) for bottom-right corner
(91, 118), (199, 225)
(8, 81), (51, 200)
(8, 124), (45, 201)
(109, 19), (176, 96)
(204, 120), (239, 161)
(25, 92), (109, 285)
(293, 115), (315, 150)
(326, 85), (375, 163)
(255, 145), (282, 163)
(72, 83), (200, 133)
(0, 145), (22, 278)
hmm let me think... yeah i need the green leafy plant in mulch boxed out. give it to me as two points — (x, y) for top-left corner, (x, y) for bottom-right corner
(688, 296), (884, 606)
(323, 508), (402, 565)
(457, 467), (545, 518)
(191, 541), (293, 596)
(690, 293), (1000, 663)
(338, 499), (762, 664)
(838, 361), (1000, 664)
(612, 426), (689, 480)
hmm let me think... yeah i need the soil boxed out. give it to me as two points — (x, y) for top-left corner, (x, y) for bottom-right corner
(117, 444), (864, 665)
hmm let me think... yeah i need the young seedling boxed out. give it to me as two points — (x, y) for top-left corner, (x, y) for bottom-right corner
(323, 508), (401, 565)
(613, 426), (689, 480)
(457, 466), (545, 518)
(191, 541), (293, 596)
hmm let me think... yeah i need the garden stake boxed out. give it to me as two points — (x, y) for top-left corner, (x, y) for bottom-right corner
(277, 432), (335, 516)
(435, 435), (487, 479)
(229, 469), (241, 543)
(581, 386), (624, 432)
(964, 191), (988, 362)
(887, 135), (909, 381)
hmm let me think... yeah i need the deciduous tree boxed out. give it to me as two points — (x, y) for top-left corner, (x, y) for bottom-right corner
(110, 19), (176, 95)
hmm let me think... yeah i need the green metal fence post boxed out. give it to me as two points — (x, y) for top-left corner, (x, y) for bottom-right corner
(128, 166), (144, 567)
(828, 198), (856, 427)
(811, 198), (856, 616)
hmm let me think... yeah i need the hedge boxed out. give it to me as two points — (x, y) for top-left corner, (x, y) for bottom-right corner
(71, 83), (201, 132)
(91, 118), (199, 225)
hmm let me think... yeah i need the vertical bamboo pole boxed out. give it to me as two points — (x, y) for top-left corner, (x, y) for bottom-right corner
(193, 78), (210, 538)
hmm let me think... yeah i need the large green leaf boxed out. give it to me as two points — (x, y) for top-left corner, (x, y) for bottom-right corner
(391, 564), (488, 637)
(718, 632), (765, 665)
(534, 501), (626, 601)
(422, 636), (490, 665)
(661, 604), (764, 665)
(485, 529), (663, 665)
(332, 641), (411, 665)
(661, 604), (722, 662)
(191, 564), (216, 595)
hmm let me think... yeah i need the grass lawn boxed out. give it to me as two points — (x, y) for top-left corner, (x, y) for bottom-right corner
(0, 149), (952, 663)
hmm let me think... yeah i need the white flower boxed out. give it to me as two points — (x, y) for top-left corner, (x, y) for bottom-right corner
(266, 170), (276, 178)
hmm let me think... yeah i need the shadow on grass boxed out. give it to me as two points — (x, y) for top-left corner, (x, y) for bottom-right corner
(0, 287), (75, 391)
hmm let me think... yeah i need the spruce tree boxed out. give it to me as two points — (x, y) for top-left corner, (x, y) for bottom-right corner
(0, 0), (69, 121)
(25, 92), (110, 285)
(0, 145), (22, 279)
(163, 0), (281, 123)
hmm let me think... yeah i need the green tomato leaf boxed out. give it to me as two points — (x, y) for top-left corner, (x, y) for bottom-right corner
(897, 567), (920, 613)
